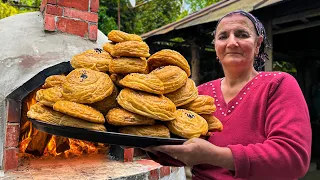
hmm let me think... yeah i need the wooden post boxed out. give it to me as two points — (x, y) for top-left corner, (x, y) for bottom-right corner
(191, 41), (200, 85)
(263, 19), (273, 71)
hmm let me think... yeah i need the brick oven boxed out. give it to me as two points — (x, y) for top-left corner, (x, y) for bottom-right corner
(0, 1), (185, 179)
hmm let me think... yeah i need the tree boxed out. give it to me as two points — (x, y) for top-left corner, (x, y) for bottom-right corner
(185, 0), (220, 13)
(98, 0), (183, 35)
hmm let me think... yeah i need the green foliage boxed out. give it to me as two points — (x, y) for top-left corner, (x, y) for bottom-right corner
(185, 0), (220, 13)
(273, 61), (297, 74)
(0, 0), (41, 20)
(0, 1), (18, 19)
(98, 0), (183, 35)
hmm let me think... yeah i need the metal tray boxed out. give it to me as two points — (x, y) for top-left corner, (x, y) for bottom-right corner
(29, 118), (186, 148)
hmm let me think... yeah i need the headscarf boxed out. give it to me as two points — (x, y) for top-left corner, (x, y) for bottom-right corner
(212, 10), (271, 71)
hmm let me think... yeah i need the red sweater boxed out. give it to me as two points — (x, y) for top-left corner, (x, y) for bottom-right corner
(150, 72), (312, 180)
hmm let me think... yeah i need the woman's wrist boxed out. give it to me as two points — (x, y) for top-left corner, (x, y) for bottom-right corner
(204, 145), (235, 171)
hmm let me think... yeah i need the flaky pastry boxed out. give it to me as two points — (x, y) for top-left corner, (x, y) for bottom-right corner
(111, 41), (150, 58)
(42, 75), (66, 88)
(149, 66), (188, 94)
(53, 100), (105, 124)
(107, 30), (142, 43)
(165, 78), (198, 106)
(181, 95), (216, 114)
(106, 108), (155, 126)
(117, 88), (176, 121)
(201, 114), (223, 132)
(62, 68), (114, 104)
(148, 49), (191, 77)
(102, 42), (115, 54)
(91, 86), (119, 115)
(119, 124), (170, 138)
(27, 102), (106, 131)
(109, 57), (148, 74)
(119, 73), (164, 95)
(36, 86), (64, 107)
(167, 109), (208, 139)
(70, 48), (112, 72)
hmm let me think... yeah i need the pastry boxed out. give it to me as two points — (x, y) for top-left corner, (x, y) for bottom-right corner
(117, 88), (176, 121)
(201, 114), (223, 132)
(181, 95), (216, 114)
(91, 86), (119, 115)
(27, 102), (106, 131)
(167, 109), (208, 139)
(111, 41), (150, 58)
(147, 49), (191, 77)
(109, 57), (148, 74)
(36, 86), (64, 107)
(107, 30), (142, 43)
(149, 66), (188, 94)
(102, 42), (115, 54)
(62, 68), (114, 104)
(119, 73), (164, 95)
(119, 124), (170, 138)
(106, 108), (155, 126)
(110, 73), (126, 87)
(165, 78), (198, 106)
(42, 75), (66, 88)
(53, 100), (105, 124)
(70, 48), (112, 72)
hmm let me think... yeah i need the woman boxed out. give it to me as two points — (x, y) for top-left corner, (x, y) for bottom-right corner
(146, 10), (312, 180)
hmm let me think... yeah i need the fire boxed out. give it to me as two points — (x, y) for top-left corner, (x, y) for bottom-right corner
(19, 87), (108, 158)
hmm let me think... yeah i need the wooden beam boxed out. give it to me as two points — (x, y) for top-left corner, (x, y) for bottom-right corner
(190, 41), (200, 85)
(301, 18), (309, 23)
(274, 20), (320, 35)
(273, 8), (320, 25)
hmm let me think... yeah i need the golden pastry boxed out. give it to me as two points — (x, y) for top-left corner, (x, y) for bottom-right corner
(102, 42), (115, 54)
(111, 41), (150, 58)
(70, 48), (112, 72)
(36, 86), (64, 107)
(119, 124), (170, 138)
(167, 109), (208, 139)
(117, 88), (176, 121)
(201, 114), (223, 132)
(181, 95), (216, 114)
(91, 86), (119, 115)
(165, 78), (198, 106)
(147, 49), (191, 77)
(27, 102), (106, 131)
(62, 68), (114, 104)
(110, 73), (126, 87)
(107, 30), (142, 43)
(149, 66), (188, 94)
(119, 73), (164, 95)
(109, 57), (148, 74)
(53, 100), (105, 124)
(106, 108), (155, 126)
(42, 75), (66, 88)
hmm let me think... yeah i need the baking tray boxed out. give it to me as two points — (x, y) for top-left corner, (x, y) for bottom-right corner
(29, 118), (186, 148)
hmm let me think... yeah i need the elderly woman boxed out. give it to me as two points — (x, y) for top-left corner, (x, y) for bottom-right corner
(146, 10), (312, 180)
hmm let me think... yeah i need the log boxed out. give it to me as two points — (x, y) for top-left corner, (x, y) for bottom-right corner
(25, 130), (52, 156)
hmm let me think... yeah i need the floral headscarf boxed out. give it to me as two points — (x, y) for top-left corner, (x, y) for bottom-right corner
(212, 10), (272, 71)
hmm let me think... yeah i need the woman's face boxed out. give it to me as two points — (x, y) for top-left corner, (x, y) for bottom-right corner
(214, 14), (262, 70)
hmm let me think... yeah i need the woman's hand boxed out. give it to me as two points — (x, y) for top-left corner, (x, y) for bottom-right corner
(146, 138), (235, 170)
(149, 138), (217, 166)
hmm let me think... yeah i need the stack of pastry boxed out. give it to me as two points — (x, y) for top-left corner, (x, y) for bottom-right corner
(27, 29), (223, 140)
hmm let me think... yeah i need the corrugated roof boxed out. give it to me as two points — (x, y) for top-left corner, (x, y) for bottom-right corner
(141, 0), (283, 39)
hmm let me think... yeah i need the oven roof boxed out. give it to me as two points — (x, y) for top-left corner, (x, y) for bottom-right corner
(0, 12), (109, 98)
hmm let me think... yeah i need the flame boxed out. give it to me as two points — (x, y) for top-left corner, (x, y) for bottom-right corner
(19, 86), (108, 158)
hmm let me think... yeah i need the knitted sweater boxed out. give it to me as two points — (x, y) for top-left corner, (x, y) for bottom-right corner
(150, 72), (312, 180)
